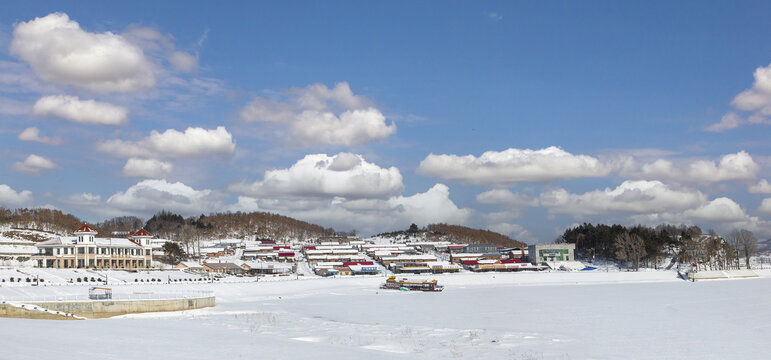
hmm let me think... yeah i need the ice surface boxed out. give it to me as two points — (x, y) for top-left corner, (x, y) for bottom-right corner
(1, 270), (769, 359)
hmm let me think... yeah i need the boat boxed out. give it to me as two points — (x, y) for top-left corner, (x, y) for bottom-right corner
(380, 276), (443, 292)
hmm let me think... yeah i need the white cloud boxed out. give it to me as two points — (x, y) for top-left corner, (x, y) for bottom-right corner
(11, 154), (57, 176)
(106, 179), (222, 217)
(10, 12), (155, 93)
(32, 95), (128, 125)
(97, 126), (235, 159)
(749, 179), (771, 194)
(732, 63), (771, 113)
(121, 158), (173, 178)
(476, 189), (538, 218)
(477, 189), (539, 207)
(631, 151), (759, 183)
(704, 112), (742, 132)
(540, 180), (706, 216)
(418, 146), (611, 186)
(168, 51), (199, 73)
(240, 82), (396, 146)
(62, 193), (101, 206)
(758, 198), (771, 215)
(229, 184), (472, 235)
(486, 223), (538, 244)
(0, 184), (33, 208)
(230, 153), (403, 199)
(706, 63), (771, 131)
(18, 127), (62, 145)
(681, 197), (748, 222)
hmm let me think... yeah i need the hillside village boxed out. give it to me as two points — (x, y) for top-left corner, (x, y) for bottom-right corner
(2, 208), (769, 287)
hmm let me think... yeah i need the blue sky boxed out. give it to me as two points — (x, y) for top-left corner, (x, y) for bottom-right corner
(1, 1), (771, 242)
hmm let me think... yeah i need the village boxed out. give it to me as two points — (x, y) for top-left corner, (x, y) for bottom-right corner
(0, 224), (591, 287)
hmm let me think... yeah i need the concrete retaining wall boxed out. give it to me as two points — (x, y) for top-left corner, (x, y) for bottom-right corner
(0, 296), (215, 319)
(688, 269), (759, 281)
(0, 302), (80, 320)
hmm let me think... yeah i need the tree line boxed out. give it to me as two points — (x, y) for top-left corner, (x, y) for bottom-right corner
(559, 223), (760, 271)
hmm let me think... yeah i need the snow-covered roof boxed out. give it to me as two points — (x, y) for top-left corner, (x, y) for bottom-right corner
(36, 237), (144, 247)
(380, 255), (437, 261)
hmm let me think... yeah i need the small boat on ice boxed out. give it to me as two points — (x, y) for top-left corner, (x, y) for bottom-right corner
(380, 276), (443, 292)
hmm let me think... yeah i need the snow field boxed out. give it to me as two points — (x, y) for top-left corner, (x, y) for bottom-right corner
(1, 270), (769, 359)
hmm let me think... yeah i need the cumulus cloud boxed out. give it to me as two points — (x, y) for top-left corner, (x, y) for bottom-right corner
(758, 198), (771, 215)
(0, 184), (33, 207)
(97, 126), (235, 159)
(121, 158), (173, 178)
(418, 146), (611, 186)
(106, 179), (222, 216)
(229, 184), (472, 235)
(540, 180), (706, 216)
(32, 95), (128, 125)
(749, 179), (771, 194)
(681, 197), (748, 222)
(629, 151), (759, 183)
(705, 63), (771, 131)
(11, 154), (57, 176)
(230, 153), (403, 199)
(18, 127), (61, 145)
(240, 82), (396, 146)
(10, 12), (155, 92)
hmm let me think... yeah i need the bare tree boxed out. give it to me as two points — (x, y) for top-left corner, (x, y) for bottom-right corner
(614, 232), (645, 271)
(725, 229), (758, 269)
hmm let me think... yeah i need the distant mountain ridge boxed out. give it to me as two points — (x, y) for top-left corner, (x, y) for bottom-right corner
(0, 208), (522, 248)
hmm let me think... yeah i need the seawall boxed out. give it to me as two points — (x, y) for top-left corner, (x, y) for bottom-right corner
(0, 296), (215, 319)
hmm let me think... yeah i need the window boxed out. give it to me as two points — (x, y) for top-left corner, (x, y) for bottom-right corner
(78, 247), (85, 254)
(88, 247), (94, 254)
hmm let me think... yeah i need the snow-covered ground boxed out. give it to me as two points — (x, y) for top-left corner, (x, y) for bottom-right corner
(1, 270), (769, 359)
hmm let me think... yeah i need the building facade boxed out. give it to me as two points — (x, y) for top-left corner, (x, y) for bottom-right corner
(528, 243), (576, 264)
(33, 224), (154, 269)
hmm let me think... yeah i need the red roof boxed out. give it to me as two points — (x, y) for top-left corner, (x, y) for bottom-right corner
(500, 259), (522, 263)
(448, 245), (465, 249)
(277, 252), (295, 257)
(260, 240), (276, 244)
(132, 228), (153, 237)
(304, 246), (317, 250)
(343, 261), (374, 266)
(75, 224), (97, 233)
(462, 260), (479, 265)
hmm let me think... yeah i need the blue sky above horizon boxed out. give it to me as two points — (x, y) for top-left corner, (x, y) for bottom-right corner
(1, 1), (771, 242)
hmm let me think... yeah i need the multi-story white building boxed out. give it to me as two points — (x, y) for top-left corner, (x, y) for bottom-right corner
(33, 224), (154, 269)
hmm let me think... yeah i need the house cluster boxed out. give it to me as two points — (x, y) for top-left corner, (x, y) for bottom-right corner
(303, 239), (380, 276)
(31, 225), (579, 276)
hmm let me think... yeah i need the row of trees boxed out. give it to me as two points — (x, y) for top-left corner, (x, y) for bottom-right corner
(560, 223), (761, 271)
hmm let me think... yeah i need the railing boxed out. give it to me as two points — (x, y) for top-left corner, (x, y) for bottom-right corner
(0, 290), (214, 302)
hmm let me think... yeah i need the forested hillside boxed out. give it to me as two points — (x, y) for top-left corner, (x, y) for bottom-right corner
(378, 223), (527, 249)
